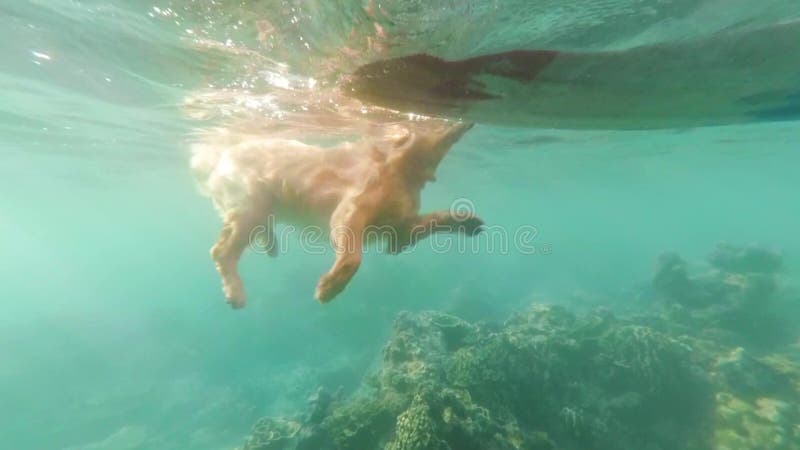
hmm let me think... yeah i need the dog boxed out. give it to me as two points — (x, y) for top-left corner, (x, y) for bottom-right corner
(191, 120), (482, 308)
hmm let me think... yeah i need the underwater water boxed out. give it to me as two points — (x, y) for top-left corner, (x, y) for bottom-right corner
(2, 1), (800, 449)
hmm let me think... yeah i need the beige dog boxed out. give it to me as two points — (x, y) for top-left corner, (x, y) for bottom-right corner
(192, 121), (482, 308)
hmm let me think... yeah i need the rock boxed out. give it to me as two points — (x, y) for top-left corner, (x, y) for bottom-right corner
(652, 252), (694, 304)
(242, 417), (301, 450)
(708, 243), (783, 274)
(650, 245), (796, 348)
(713, 347), (793, 397)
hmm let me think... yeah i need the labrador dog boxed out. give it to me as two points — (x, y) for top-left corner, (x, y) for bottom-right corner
(191, 121), (482, 308)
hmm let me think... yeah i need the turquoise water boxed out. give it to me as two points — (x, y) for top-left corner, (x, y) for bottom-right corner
(2, 1), (800, 449)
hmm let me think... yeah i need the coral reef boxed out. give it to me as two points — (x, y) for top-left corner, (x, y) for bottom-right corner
(710, 348), (800, 450)
(237, 306), (752, 450)
(236, 244), (799, 450)
(652, 243), (797, 347)
(242, 417), (302, 450)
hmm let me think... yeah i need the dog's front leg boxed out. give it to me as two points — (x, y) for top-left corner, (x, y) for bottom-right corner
(391, 210), (484, 252)
(315, 199), (369, 303)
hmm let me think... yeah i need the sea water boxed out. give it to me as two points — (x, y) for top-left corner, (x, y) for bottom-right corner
(1, 1), (799, 449)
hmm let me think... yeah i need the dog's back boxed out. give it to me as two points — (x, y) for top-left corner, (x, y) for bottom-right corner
(191, 133), (388, 225)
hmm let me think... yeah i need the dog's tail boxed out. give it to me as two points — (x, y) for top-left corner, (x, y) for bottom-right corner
(190, 130), (250, 216)
(190, 141), (222, 196)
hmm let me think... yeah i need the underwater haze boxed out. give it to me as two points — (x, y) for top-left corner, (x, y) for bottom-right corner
(2, 1), (800, 449)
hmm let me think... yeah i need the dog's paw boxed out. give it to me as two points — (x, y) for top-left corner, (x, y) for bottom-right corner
(455, 215), (485, 236)
(223, 283), (246, 309)
(227, 297), (246, 309)
(315, 274), (344, 304)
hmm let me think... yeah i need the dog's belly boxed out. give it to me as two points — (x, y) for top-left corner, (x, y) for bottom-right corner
(271, 200), (331, 229)
(270, 199), (390, 249)
(267, 165), (354, 226)
(263, 150), (379, 226)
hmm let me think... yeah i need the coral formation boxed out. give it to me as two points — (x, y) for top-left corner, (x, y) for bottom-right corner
(236, 244), (799, 450)
(710, 348), (800, 450)
(242, 417), (302, 450)
(652, 243), (797, 347)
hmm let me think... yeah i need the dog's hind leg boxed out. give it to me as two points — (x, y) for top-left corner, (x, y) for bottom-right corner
(211, 192), (272, 308)
(250, 213), (279, 258)
(315, 199), (370, 303)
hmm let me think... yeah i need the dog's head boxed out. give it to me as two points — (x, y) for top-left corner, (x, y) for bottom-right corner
(387, 121), (472, 148)
(382, 120), (473, 184)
